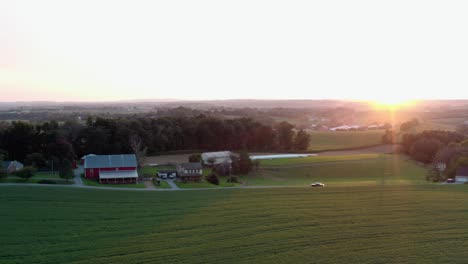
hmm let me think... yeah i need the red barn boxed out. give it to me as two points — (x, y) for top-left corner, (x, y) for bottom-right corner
(84, 154), (138, 184)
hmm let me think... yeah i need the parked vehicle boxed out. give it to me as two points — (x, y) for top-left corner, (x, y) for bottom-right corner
(446, 178), (455, 183)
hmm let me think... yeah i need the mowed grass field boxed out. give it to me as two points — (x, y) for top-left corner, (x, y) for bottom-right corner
(245, 154), (426, 187)
(2, 185), (468, 263)
(308, 130), (385, 151)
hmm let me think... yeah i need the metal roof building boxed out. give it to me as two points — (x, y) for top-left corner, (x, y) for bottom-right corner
(84, 154), (137, 169)
(201, 151), (237, 165)
(83, 154), (138, 184)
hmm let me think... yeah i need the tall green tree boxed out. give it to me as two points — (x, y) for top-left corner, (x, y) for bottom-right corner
(294, 129), (310, 150)
(0, 153), (5, 178)
(13, 166), (37, 181)
(277, 121), (295, 150)
(59, 159), (74, 182)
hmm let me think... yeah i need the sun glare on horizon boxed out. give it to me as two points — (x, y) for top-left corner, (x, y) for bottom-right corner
(369, 96), (417, 109)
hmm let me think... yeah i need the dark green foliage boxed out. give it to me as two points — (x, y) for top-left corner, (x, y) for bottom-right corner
(226, 175), (239, 183)
(1, 121), (35, 161)
(277, 121), (295, 150)
(0, 153), (5, 179)
(12, 166), (37, 180)
(213, 163), (231, 176)
(252, 159), (260, 172)
(426, 167), (445, 182)
(37, 179), (57, 184)
(400, 118), (420, 131)
(402, 130), (466, 163)
(47, 138), (75, 162)
(382, 129), (397, 144)
(232, 151), (253, 175)
(58, 159), (74, 181)
(457, 124), (468, 135)
(446, 156), (468, 178)
(294, 129), (310, 150)
(188, 153), (202, 162)
(0, 116), (302, 164)
(0, 149), (8, 160)
(205, 173), (219, 185)
(24, 152), (47, 168)
(409, 138), (443, 163)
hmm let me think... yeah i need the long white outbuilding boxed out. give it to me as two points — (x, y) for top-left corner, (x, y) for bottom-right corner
(250, 154), (317, 160)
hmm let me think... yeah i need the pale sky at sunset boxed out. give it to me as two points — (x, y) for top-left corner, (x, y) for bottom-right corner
(1, 0), (468, 102)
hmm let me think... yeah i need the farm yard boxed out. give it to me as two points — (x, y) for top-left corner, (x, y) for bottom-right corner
(2, 185), (468, 263)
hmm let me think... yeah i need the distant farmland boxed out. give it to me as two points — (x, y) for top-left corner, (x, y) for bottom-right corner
(2, 186), (468, 263)
(246, 154), (426, 187)
(308, 130), (385, 151)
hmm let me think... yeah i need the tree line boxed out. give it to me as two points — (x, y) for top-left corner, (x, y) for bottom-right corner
(396, 129), (468, 182)
(0, 116), (310, 168)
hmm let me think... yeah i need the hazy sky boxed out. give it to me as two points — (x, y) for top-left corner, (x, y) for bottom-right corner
(1, 0), (468, 102)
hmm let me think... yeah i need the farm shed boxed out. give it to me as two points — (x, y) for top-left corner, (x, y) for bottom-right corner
(455, 167), (468, 183)
(177, 163), (203, 182)
(2, 160), (24, 174)
(201, 151), (237, 165)
(84, 154), (138, 184)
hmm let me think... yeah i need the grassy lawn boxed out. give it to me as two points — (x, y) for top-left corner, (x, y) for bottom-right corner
(259, 153), (384, 167)
(154, 180), (172, 189)
(308, 130), (384, 151)
(173, 168), (241, 188)
(139, 165), (176, 177)
(0, 176), (74, 185)
(174, 177), (240, 189)
(35, 172), (61, 179)
(81, 177), (146, 189)
(175, 180), (217, 189)
(242, 155), (426, 187)
(3, 185), (468, 263)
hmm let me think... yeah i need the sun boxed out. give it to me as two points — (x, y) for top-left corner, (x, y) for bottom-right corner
(370, 96), (416, 109)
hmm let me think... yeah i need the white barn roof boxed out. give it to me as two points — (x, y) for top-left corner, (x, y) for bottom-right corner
(201, 151), (236, 165)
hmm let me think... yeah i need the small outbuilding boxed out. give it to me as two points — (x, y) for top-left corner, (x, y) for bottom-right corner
(455, 167), (468, 183)
(2, 160), (24, 174)
(201, 151), (237, 166)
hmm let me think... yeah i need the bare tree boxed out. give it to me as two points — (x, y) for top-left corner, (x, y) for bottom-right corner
(129, 134), (147, 167)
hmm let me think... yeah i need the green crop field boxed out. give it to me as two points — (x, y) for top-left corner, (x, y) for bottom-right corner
(308, 130), (385, 151)
(2, 185), (468, 263)
(0, 176), (74, 185)
(244, 155), (426, 187)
